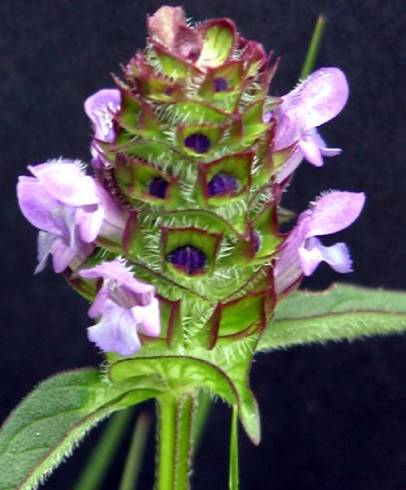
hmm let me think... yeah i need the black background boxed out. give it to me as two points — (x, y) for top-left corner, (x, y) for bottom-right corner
(1, 0), (406, 488)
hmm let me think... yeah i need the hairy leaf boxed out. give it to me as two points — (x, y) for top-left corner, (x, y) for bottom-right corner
(0, 369), (159, 490)
(259, 284), (406, 352)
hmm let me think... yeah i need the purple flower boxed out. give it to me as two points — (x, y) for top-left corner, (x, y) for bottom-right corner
(275, 191), (365, 295)
(84, 89), (121, 167)
(17, 160), (126, 273)
(274, 67), (349, 182)
(80, 259), (161, 356)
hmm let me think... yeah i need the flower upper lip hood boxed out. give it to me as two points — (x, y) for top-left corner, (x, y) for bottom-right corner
(84, 89), (121, 168)
(84, 89), (121, 143)
(274, 67), (349, 182)
(275, 191), (366, 296)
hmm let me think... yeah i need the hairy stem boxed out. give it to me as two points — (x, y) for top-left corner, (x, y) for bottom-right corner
(156, 393), (196, 490)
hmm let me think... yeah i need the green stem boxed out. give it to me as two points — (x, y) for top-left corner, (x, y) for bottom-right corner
(119, 412), (151, 490)
(228, 407), (239, 490)
(299, 14), (327, 80)
(156, 393), (196, 490)
(176, 394), (195, 489)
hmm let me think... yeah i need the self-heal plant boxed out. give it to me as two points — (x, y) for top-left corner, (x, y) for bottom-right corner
(2, 6), (406, 490)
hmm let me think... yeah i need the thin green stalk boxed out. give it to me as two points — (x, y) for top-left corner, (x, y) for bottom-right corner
(74, 408), (132, 490)
(228, 407), (239, 490)
(156, 393), (196, 490)
(300, 14), (327, 80)
(119, 412), (151, 490)
(192, 390), (211, 451)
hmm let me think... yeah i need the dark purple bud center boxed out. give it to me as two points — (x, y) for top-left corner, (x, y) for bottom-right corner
(148, 177), (169, 199)
(184, 133), (211, 153)
(213, 77), (229, 92)
(208, 173), (239, 197)
(167, 245), (207, 275)
(252, 231), (261, 253)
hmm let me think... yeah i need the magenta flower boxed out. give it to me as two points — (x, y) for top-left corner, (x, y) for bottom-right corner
(80, 259), (161, 356)
(274, 67), (349, 182)
(275, 191), (365, 295)
(17, 160), (126, 273)
(84, 89), (121, 167)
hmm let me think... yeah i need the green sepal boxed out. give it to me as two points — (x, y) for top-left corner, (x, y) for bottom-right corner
(271, 145), (295, 176)
(229, 100), (268, 149)
(116, 91), (162, 139)
(143, 295), (183, 348)
(198, 61), (244, 112)
(126, 54), (185, 102)
(197, 19), (236, 68)
(240, 99), (269, 146)
(250, 201), (281, 262)
(161, 226), (223, 277)
(177, 124), (226, 156)
(205, 291), (272, 347)
(166, 100), (229, 124)
(152, 43), (201, 80)
(240, 40), (267, 78)
(278, 206), (296, 223)
(199, 61), (244, 96)
(115, 156), (181, 208)
(110, 139), (185, 175)
(159, 208), (244, 238)
(0, 369), (160, 490)
(197, 151), (253, 207)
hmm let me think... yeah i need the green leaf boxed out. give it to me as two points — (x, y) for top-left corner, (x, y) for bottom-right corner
(258, 284), (406, 352)
(0, 369), (159, 490)
(228, 407), (239, 490)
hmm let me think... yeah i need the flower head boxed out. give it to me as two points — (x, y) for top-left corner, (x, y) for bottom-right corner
(275, 191), (365, 295)
(274, 67), (349, 182)
(80, 259), (160, 356)
(17, 160), (126, 273)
